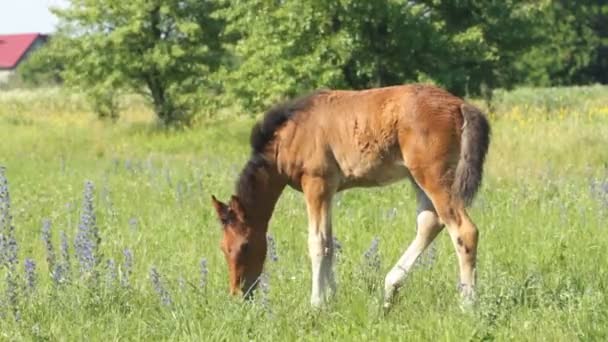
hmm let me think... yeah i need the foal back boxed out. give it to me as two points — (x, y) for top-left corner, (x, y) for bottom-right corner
(274, 84), (466, 191)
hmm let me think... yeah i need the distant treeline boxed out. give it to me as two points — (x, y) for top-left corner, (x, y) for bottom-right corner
(16, 0), (608, 125)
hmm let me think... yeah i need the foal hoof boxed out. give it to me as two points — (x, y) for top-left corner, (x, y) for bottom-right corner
(382, 287), (398, 315)
(382, 301), (394, 316)
(382, 283), (398, 311)
(310, 296), (328, 309)
(458, 294), (476, 312)
(459, 296), (475, 312)
(457, 283), (476, 311)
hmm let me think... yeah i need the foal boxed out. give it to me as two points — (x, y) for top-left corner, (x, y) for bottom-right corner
(211, 84), (490, 308)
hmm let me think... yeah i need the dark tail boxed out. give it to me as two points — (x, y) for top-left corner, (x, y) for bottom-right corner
(452, 103), (491, 206)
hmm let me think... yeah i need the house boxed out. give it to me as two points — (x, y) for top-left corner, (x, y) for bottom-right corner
(0, 33), (49, 83)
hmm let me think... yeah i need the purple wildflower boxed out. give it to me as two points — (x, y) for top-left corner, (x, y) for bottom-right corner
(112, 158), (120, 172)
(1, 166), (18, 268)
(41, 219), (56, 276)
(176, 181), (185, 204)
(198, 177), (204, 195)
(199, 258), (208, 289)
(361, 237), (381, 292)
(333, 236), (342, 262)
(74, 180), (101, 277)
(258, 271), (271, 312)
(60, 156), (66, 174)
(102, 180), (118, 224)
(100, 184), (110, 206)
(363, 236), (381, 271)
(121, 249), (133, 287)
(3, 237), (18, 270)
(149, 267), (172, 306)
(51, 265), (65, 285)
(266, 235), (278, 262)
(128, 217), (138, 232)
(1, 167), (19, 316)
(591, 178), (608, 209)
(106, 259), (117, 287)
(124, 159), (133, 172)
(4, 270), (19, 319)
(164, 169), (173, 188)
(24, 258), (37, 292)
(145, 158), (154, 173)
(65, 202), (74, 233)
(53, 231), (72, 283)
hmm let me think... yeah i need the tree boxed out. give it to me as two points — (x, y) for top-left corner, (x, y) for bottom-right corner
(556, 1), (607, 85)
(216, 0), (553, 112)
(416, 1), (548, 97)
(214, 1), (351, 111)
(45, 0), (225, 125)
(514, 1), (600, 87)
(19, 0), (605, 120)
(585, 2), (608, 84)
(15, 45), (64, 87)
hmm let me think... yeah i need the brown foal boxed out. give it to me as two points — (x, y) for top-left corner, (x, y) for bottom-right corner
(211, 84), (490, 308)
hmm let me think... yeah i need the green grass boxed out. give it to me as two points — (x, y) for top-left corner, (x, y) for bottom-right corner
(1, 85), (607, 341)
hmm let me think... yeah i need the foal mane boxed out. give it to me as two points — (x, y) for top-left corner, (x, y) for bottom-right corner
(249, 90), (326, 154)
(236, 91), (326, 209)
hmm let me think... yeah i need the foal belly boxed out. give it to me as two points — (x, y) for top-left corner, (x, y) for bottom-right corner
(338, 161), (411, 190)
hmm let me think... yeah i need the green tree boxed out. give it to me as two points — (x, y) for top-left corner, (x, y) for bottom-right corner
(44, 0), (225, 125)
(417, 1), (547, 97)
(215, 1), (351, 111)
(15, 45), (64, 87)
(514, 1), (600, 87)
(586, 3), (608, 84)
(217, 0), (550, 112)
(559, 1), (607, 85)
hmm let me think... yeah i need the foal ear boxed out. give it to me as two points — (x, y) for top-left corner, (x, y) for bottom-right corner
(211, 195), (231, 225)
(211, 195), (226, 212)
(229, 195), (246, 221)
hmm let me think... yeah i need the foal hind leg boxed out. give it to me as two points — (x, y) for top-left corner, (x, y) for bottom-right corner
(446, 208), (478, 304)
(412, 169), (479, 306)
(383, 184), (443, 309)
(302, 176), (337, 308)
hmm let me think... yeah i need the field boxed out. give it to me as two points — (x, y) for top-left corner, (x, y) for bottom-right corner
(1, 85), (608, 341)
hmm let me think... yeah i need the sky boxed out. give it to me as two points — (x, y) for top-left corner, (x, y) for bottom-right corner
(0, 0), (67, 34)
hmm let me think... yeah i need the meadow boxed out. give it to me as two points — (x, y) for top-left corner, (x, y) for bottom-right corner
(1, 85), (607, 341)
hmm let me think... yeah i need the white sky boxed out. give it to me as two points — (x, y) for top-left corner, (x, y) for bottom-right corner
(0, 0), (67, 34)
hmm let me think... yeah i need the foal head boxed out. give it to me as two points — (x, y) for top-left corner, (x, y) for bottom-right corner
(211, 195), (267, 297)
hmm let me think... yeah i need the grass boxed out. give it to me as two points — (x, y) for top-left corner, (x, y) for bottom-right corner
(1, 85), (607, 340)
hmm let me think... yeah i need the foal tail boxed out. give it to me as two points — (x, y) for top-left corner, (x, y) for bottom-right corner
(452, 103), (491, 207)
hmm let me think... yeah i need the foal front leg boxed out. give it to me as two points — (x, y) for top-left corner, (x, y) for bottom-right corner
(303, 176), (336, 308)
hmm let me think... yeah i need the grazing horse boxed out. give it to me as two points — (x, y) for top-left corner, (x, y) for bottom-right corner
(211, 84), (490, 308)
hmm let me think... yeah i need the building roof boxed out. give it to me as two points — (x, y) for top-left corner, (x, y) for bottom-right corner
(0, 33), (46, 69)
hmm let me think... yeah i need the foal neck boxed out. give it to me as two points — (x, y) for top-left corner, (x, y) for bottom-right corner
(236, 155), (286, 233)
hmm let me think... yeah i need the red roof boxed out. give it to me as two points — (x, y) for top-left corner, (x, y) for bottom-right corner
(0, 33), (44, 69)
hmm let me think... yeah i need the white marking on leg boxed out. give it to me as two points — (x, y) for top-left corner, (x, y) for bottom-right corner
(303, 180), (336, 308)
(384, 210), (441, 307)
(308, 231), (325, 307)
(383, 238), (426, 305)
